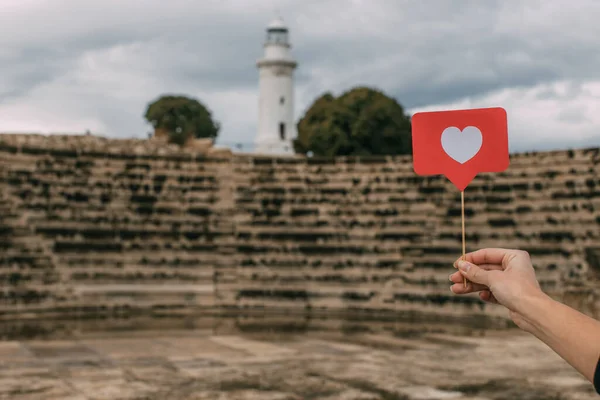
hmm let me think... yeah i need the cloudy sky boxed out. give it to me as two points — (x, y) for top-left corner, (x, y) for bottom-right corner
(2, 0), (600, 152)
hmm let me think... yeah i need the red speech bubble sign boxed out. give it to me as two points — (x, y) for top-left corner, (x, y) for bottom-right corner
(411, 107), (509, 191)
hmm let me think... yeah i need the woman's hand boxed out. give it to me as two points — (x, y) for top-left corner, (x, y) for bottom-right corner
(450, 248), (600, 389)
(449, 248), (546, 332)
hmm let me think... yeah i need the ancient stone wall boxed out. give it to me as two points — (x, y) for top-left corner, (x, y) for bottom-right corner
(1, 133), (599, 322)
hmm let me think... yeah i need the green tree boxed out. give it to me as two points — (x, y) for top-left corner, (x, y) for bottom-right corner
(144, 95), (220, 145)
(294, 87), (412, 157)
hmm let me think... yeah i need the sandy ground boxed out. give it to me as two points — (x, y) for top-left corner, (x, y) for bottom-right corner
(0, 316), (596, 400)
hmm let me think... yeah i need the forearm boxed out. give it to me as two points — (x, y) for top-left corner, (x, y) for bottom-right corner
(521, 292), (600, 383)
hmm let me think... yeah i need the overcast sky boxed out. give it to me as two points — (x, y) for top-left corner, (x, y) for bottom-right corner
(2, 0), (600, 152)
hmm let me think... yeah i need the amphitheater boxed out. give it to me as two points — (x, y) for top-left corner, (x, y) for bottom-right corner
(0, 133), (599, 399)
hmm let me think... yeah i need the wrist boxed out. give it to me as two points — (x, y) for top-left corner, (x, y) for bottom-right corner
(518, 290), (554, 333)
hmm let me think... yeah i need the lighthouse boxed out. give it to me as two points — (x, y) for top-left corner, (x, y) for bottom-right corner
(255, 16), (298, 155)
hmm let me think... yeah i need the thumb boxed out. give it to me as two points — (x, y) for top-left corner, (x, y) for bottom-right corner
(457, 260), (490, 286)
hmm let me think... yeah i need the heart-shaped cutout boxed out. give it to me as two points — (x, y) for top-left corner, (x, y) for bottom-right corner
(441, 126), (483, 164)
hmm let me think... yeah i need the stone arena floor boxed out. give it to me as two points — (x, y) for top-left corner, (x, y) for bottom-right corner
(0, 316), (596, 400)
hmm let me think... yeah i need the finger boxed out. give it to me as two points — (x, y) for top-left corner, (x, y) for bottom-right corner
(456, 260), (491, 286)
(449, 264), (502, 285)
(461, 248), (518, 268)
(450, 263), (503, 276)
(479, 290), (499, 304)
(449, 271), (463, 283)
(449, 271), (470, 283)
(450, 282), (488, 294)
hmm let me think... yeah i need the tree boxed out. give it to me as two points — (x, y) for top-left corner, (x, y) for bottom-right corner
(144, 95), (220, 146)
(294, 87), (412, 157)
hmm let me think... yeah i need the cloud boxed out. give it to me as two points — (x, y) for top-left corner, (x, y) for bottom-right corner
(0, 0), (599, 151)
(409, 80), (600, 152)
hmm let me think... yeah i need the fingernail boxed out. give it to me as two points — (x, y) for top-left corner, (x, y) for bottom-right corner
(448, 274), (453, 282)
(457, 260), (471, 272)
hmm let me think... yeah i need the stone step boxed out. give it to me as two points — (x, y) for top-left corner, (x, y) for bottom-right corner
(0, 137), (598, 320)
(73, 284), (215, 308)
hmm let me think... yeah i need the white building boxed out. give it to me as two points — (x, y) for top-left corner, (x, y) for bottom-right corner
(255, 16), (298, 155)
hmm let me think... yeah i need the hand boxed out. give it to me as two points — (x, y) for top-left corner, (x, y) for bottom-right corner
(449, 248), (546, 332)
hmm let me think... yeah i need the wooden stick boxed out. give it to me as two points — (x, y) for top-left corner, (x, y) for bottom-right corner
(461, 190), (467, 287)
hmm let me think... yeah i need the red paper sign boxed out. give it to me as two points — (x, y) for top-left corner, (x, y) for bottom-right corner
(411, 107), (509, 191)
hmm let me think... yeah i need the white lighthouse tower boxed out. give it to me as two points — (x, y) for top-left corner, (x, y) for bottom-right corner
(255, 16), (297, 155)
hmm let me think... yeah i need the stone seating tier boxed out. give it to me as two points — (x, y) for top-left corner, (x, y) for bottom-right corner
(0, 134), (598, 321)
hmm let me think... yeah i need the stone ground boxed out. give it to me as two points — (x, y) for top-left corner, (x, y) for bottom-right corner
(0, 316), (596, 400)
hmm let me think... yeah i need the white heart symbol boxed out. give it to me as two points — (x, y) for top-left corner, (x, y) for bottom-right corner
(441, 126), (483, 164)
